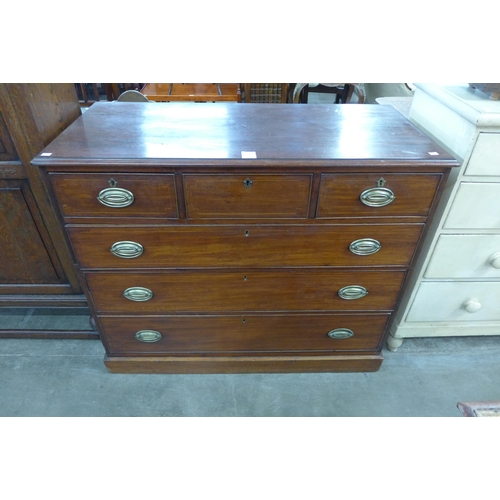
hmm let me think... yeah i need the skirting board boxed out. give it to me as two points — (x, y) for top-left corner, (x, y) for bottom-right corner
(104, 354), (384, 374)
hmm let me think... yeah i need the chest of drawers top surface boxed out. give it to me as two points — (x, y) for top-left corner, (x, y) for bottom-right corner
(32, 102), (457, 166)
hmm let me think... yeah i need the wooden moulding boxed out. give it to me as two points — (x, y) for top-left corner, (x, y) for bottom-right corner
(104, 354), (384, 374)
(0, 330), (99, 340)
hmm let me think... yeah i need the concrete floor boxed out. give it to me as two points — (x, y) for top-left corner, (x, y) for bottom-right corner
(1, 334), (499, 416)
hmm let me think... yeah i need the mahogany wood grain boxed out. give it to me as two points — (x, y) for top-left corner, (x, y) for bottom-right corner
(184, 174), (312, 218)
(85, 270), (406, 314)
(104, 354), (384, 373)
(0, 112), (18, 161)
(317, 173), (442, 218)
(0, 163), (26, 179)
(33, 102), (457, 165)
(0, 330), (99, 339)
(99, 313), (390, 354)
(50, 173), (178, 218)
(68, 223), (424, 269)
(0, 84), (84, 307)
(32, 102), (459, 372)
(0, 185), (58, 282)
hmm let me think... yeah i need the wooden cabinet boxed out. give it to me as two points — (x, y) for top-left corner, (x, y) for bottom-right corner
(32, 102), (458, 373)
(388, 84), (500, 349)
(0, 84), (94, 337)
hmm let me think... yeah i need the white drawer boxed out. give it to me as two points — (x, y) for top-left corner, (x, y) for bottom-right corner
(407, 281), (500, 322)
(425, 234), (500, 278)
(465, 133), (500, 176)
(444, 182), (500, 229)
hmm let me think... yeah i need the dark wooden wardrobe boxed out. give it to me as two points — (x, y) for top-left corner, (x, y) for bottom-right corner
(0, 83), (95, 338)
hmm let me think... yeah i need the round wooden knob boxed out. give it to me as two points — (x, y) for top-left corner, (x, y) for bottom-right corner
(489, 252), (500, 269)
(463, 298), (481, 313)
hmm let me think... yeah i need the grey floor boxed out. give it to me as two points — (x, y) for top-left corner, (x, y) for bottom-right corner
(1, 327), (500, 416)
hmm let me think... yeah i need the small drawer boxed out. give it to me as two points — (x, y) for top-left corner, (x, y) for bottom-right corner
(85, 269), (406, 314)
(407, 281), (500, 322)
(68, 223), (423, 269)
(444, 182), (500, 229)
(50, 173), (178, 218)
(183, 174), (312, 218)
(425, 234), (500, 279)
(99, 313), (391, 354)
(465, 133), (500, 176)
(317, 174), (442, 218)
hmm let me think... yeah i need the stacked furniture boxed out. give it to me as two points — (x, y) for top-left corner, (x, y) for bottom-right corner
(32, 102), (458, 373)
(388, 83), (500, 350)
(140, 83), (242, 102)
(0, 84), (94, 338)
(243, 84), (289, 103)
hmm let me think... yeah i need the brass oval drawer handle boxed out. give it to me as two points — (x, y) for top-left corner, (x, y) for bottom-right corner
(349, 238), (381, 256)
(97, 187), (135, 208)
(123, 286), (154, 301)
(338, 285), (368, 300)
(327, 328), (354, 339)
(110, 241), (144, 259)
(360, 187), (395, 207)
(135, 330), (162, 343)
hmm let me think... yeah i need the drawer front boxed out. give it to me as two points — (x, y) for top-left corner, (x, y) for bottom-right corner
(407, 281), (500, 322)
(444, 182), (500, 229)
(68, 224), (423, 269)
(317, 174), (442, 218)
(183, 174), (312, 218)
(100, 313), (391, 354)
(50, 173), (178, 218)
(465, 133), (500, 176)
(85, 270), (406, 313)
(425, 234), (500, 278)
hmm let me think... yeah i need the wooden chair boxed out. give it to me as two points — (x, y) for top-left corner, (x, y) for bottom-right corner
(75, 83), (102, 106)
(293, 84), (364, 104)
(116, 90), (151, 102)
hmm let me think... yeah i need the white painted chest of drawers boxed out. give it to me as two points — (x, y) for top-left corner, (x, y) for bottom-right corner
(388, 83), (500, 350)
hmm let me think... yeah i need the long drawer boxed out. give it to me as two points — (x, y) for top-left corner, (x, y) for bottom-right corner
(49, 173), (178, 218)
(444, 182), (500, 229)
(85, 270), (406, 313)
(99, 313), (391, 354)
(425, 234), (500, 278)
(407, 281), (500, 322)
(68, 224), (424, 269)
(464, 133), (500, 176)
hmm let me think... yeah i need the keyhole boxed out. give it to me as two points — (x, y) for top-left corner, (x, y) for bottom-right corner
(243, 178), (253, 189)
(245, 230), (249, 237)
(242, 318), (246, 324)
(243, 276), (247, 281)
(108, 178), (118, 187)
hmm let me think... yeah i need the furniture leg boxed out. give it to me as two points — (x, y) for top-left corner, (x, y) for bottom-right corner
(386, 333), (404, 352)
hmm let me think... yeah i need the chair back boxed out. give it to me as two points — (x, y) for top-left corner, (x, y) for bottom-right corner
(116, 90), (151, 102)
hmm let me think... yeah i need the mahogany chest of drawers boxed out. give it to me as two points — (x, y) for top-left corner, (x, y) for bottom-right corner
(32, 102), (459, 373)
